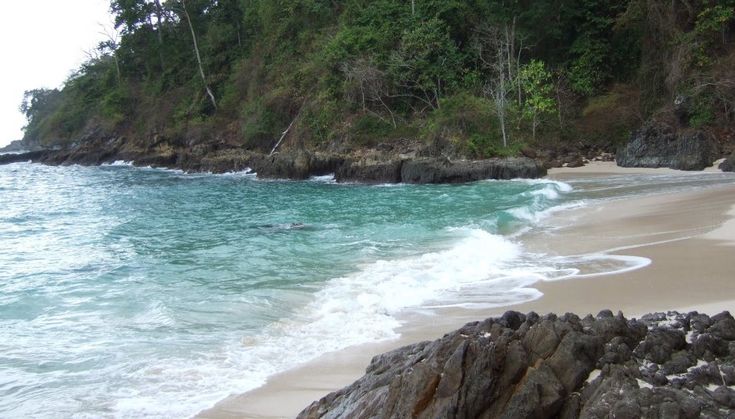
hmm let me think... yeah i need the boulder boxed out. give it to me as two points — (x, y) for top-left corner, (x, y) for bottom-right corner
(616, 121), (716, 170)
(719, 153), (735, 172)
(251, 150), (314, 180)
(298, 311), (735, 419)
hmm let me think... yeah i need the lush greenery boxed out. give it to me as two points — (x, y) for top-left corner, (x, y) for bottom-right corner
(19, 0), (735, 157)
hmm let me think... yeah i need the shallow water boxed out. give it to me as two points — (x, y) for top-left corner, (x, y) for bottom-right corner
(0, 161), (733, 417)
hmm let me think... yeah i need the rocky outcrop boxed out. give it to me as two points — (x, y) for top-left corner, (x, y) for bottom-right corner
(334, 157), (546, 184)
(335, 158), (404, 184)
(400, 157), (546, 184)
(0, 141), (545, 183)
(250, 150), (314, 180)
(616, 121), (716, 170)
(0, 150), (47, 164)
(720, 153), (735, 172)
(298, 310), (735, 419)
(0, 137), (44, 153)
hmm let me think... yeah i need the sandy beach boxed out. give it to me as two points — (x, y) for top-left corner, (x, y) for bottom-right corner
(198, 163), (735, 419)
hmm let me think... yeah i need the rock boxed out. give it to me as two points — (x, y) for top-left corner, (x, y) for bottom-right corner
(520, 147), (538, 159)
(310, 153), (345, 176)
(195, 150), (253, 173)
(251, 150), (314, 180)
(0, 150), (48, 164)
(400, 157), (546, 184)
(710, 312), (735, 341)
(0, 139), (37, 153)
(335, 158), (404, 184)
(720, 153), (735, 172)
(542, 158), (563, 170)
(564, 157), (585, 168)
(616, 121), (716, 170)
(298, 311), (735, 419)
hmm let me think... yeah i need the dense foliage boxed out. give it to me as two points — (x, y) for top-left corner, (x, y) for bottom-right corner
(19, 0), (735, 157)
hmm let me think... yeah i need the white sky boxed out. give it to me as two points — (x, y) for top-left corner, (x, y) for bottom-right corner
(0, 0), (112, 147)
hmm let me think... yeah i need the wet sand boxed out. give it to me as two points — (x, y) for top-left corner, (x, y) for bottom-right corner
(198, 163), (735, 419)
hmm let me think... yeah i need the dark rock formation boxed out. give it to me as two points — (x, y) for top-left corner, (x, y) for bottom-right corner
(400, 157), (546, 184)
(616, 121), (716, 170)
(720, 153), (735, 172)
(0, 150), (47, 164)
(250, 150), (314, 180)
(1, 140), (545, 184)
(335, 158), (404, 184)
(333, 157), (545, 184)
(298, 310), (735, 419)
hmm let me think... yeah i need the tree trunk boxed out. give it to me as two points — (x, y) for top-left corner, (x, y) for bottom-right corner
(181, 0), (217, 110)
(497, 63), (508, 148)
(154, 0), (166, 72)
(555, 76), (564, 129)
(270, 112), (301, 156)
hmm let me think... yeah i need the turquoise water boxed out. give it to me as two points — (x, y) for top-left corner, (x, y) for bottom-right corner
(1, 161), (733, 418)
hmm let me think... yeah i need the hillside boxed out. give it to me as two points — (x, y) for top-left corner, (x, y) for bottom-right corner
(13, 0), (735, 166)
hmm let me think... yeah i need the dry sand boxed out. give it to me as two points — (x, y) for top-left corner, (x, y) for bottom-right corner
(198, 163), (735, 419)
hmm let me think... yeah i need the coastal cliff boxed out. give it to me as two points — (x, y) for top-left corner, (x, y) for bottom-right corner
(299, 310), (735, 418)
(8, 2), (734, 178)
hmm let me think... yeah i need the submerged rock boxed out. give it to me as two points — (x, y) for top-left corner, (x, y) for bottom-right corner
(616, 121), (716, 170)
(298, 310), (735, 419)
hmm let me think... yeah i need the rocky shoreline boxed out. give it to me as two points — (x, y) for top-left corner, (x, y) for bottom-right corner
(298, 310), (735, 419)
(6, 115), (735, 180)
(0, 141), (547, 184)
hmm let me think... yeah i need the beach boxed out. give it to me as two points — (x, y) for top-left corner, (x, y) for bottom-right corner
(198, 162), (735, 419)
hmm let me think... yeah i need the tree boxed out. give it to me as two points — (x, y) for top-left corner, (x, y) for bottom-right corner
(342, 58), (397, 127)
(173, 0), (218, 110)
(474, 23), (523, 148)
(99, 23), (123, 85)
(519, 59), (556, 141)
(388, 18), (462, 112)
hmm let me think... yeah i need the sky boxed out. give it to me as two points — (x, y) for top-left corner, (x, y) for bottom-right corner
(0, 1), (112, 147)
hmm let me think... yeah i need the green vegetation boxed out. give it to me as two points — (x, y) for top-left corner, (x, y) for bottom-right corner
(19, 0), (735, 156)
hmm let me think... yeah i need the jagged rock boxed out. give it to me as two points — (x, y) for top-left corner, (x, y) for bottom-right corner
(187, 150), (253, 173)
(335, 158), (404, 184)
(250, 150), (314, 180)
(1, 138), (544, 184)
(721, 153), (735, 172)
(400, 157), (546, 184)
(616, 121), (716, 170)
(298, 311), (735, 419)
(310, 153), (345, 176)
(0, 150), (48, 164)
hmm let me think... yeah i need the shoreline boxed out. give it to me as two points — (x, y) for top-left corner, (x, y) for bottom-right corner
(198, 164), (735, 419)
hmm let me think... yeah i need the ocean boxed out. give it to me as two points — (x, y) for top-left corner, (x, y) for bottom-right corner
(1, 160), (733, 417)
